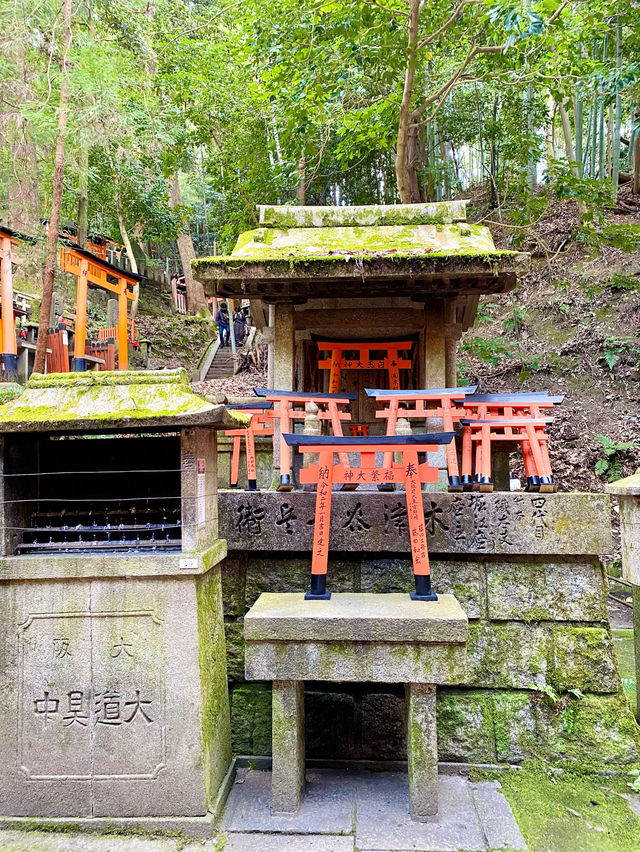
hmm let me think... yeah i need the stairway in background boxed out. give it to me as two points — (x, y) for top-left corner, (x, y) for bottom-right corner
(205, 346), (235, 380)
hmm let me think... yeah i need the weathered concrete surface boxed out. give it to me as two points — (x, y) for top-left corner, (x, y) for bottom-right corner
(0, 369), (249, 433)
(271, 681), (305, 813)
(607, 473), (640, 584)
(244, 593), (467, 683)
(0, 567), (231, 818)
(406, 683), (438, 820)
(222, 768), (526, 851)
(219, 491), (612, 555)
(245, 592), (468, 643)
(0, 539), (227, 580)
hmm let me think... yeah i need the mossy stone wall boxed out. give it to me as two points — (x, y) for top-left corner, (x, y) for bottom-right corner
(221, 552), (640, 770)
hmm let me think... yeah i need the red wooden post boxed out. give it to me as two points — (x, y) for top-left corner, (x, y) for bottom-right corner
(0, 235), (17, 379)
(72, 258), (89, 371)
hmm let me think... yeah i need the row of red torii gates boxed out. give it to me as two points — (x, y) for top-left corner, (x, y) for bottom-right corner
(0, 225), (142, 377)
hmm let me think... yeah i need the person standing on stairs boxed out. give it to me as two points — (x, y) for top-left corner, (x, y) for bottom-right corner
(233, 308), (247, 347)
(215, 302), (230, 347)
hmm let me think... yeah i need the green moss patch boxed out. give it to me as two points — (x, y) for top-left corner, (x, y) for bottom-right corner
(496, 766), (640, 852)
(613, 629), (637, 715)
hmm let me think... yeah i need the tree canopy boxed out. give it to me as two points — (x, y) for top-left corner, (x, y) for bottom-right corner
(1, 0), (639, 288)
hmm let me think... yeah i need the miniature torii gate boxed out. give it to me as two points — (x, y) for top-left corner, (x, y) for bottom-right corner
(314, 337), (414, 392)
(0, 225), (34, 379)
(226, 401), (275, 490)
(367, 386), (477, 491)
(58, 245), (141, 371)
(459, 393), (562, 491)
(253, 388), (355, 490)
(285, 432), (455, 601)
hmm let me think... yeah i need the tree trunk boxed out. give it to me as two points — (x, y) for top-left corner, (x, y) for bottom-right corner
(395, 0), (420, 203)
(295, 154), (306, 204)
(168, 173), (208, 315)
(77, 143), (89, 247)
(558, 100), (587, 218)
(633, 109), (640, 195)
(406, 124), (421, 203)
(611, 20), (622, 189)
(33, 0), (73, 375)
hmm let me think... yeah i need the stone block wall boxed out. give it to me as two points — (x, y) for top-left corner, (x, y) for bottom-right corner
(218, 491), (640, 770)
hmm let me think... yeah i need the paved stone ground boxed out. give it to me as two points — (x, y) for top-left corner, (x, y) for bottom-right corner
(0, 768), (526, 852)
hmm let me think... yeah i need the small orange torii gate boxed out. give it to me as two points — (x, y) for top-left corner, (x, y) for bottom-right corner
(285, 432), (455, 601)
(314, 336), (414, 392)
(58, 245), (142, 371)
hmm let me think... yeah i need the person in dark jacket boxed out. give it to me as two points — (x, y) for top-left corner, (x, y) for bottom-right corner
(215, 302), (230, 347)
(233, 309), (247, 346)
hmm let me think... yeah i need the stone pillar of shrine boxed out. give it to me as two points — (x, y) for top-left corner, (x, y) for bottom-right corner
(272, 304), (295, 481)
(423, 301), (448, 489)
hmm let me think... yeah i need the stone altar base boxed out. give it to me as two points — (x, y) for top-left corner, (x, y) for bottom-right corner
(0, 560), (231, 818)
(222, 767), (527, 851)
(222, 491), (640, 770)
(244, 592), (468, 820)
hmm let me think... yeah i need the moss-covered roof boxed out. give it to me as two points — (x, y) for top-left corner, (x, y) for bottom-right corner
(193, 202), (528, 302)
(0, 369), (250, 433)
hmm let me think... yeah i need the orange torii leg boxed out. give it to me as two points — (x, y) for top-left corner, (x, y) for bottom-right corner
(0, 235), (17, 379)
(403, 450), (436, 600)
(72, 258), (89, 371)
(278, 403), (293, 491)
(308, 449), (334, 599)
(245, 425), (257, 490)
(117, 281), (128, 370)
(441, 398), (462, 491)
(229, 433), (243, 487)
(461, 424), (473, 489)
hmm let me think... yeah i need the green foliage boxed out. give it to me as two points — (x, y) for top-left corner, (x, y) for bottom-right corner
(546, 159), (615, 215)
(594, 434), (640, 481)
(461, 335), (516, 365)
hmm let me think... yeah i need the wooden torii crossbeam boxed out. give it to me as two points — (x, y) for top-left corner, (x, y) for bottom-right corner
(459, 393), (562, 491)
(59, 245), (142, 371)
(284, 432), (455, 601)
(366, 386), (477, 491)
(254, 388), (356, 490)
(314, 337), (414, 392)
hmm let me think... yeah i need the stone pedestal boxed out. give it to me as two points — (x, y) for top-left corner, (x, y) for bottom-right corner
(244, 592), (468, 819)
(0, 557), (231, 819)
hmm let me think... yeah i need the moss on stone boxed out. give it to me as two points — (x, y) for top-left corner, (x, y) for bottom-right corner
(196, 567), (232, 808)
(549, 626), (620, 693)
(0, 382), (24, 403)
(257, 201), (468, 229)
(496, 765), (640, 852)
(224, 620), (245, 682)
(230, 683), (272, 755)
(0, 368), (250, 428)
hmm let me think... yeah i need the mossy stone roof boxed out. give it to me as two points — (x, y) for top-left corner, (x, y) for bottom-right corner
(0, 368), (250, 433)
(193, 201), (527, 303)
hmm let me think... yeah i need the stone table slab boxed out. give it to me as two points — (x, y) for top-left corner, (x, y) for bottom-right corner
(244, 592), (468, 683)
(245, 592), (468, 643)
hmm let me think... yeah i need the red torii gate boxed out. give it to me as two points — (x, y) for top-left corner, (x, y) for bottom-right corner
(366, 386), (477, 491)
(314, 336), (414, 392)
(285, 432), (455, 601)
(59, 245), (142, 371)
(253, 388), (355, 491)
